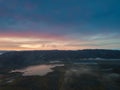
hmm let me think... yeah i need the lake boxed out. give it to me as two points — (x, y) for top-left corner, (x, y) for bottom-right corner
(11, 64), (64, 76)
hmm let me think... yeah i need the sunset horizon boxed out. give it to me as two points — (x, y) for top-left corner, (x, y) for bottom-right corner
(0, 0), (120, 50)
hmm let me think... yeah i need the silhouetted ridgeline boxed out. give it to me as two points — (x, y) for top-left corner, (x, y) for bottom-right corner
(0, 49), (120, 69)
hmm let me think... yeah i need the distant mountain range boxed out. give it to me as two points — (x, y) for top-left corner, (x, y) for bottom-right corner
(0, 50), (13, 54)
(0, 49), (120, 69)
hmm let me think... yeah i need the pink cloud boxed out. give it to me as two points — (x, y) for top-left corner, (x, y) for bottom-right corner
(0, 31), (68, 41)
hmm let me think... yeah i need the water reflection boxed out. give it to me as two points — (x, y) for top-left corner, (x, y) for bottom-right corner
(12, 64), (64, 76)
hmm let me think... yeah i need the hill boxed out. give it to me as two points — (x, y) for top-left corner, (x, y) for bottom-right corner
(0, 49), (120, 69)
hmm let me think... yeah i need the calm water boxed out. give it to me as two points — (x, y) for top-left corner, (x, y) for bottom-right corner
(12, 64), (64, 76)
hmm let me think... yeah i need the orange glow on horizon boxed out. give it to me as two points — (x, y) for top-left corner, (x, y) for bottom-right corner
(0, 32), (96, 50)
(0, 37), (89, 51)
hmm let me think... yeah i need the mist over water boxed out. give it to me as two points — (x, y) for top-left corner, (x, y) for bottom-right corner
(0, 53), (3, 55)
(61, 65), (120, 90)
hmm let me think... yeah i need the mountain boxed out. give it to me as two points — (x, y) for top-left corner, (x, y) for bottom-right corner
(0, 50), (13, 55)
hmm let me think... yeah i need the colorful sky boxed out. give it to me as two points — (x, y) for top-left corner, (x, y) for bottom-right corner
(0, 0), (120, 50)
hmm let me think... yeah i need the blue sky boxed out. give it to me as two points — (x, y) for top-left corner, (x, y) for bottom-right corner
(0, 0), (120, 50)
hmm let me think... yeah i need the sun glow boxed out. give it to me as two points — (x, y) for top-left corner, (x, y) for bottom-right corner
(0, 35), (87, 50)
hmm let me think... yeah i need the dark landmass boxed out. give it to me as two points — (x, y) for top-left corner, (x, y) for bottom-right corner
(0, 49), (120, 69)
(0, 50), (13, 54)
(1, 64), (120, 90)
(0, 49), (120, 90)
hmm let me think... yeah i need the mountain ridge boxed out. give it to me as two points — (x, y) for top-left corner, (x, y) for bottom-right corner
(0, 49), (120, 69)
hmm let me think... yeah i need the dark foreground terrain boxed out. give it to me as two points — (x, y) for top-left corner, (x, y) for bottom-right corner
(0, 62), (120, 90)
(0, 50), (120, 90)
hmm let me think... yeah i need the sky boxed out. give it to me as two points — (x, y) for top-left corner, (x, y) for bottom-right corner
(0, 0), (120, 50)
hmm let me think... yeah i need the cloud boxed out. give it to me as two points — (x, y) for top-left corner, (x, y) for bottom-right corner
(0, 0), (120, 50)
(0, 31), (120, 50)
